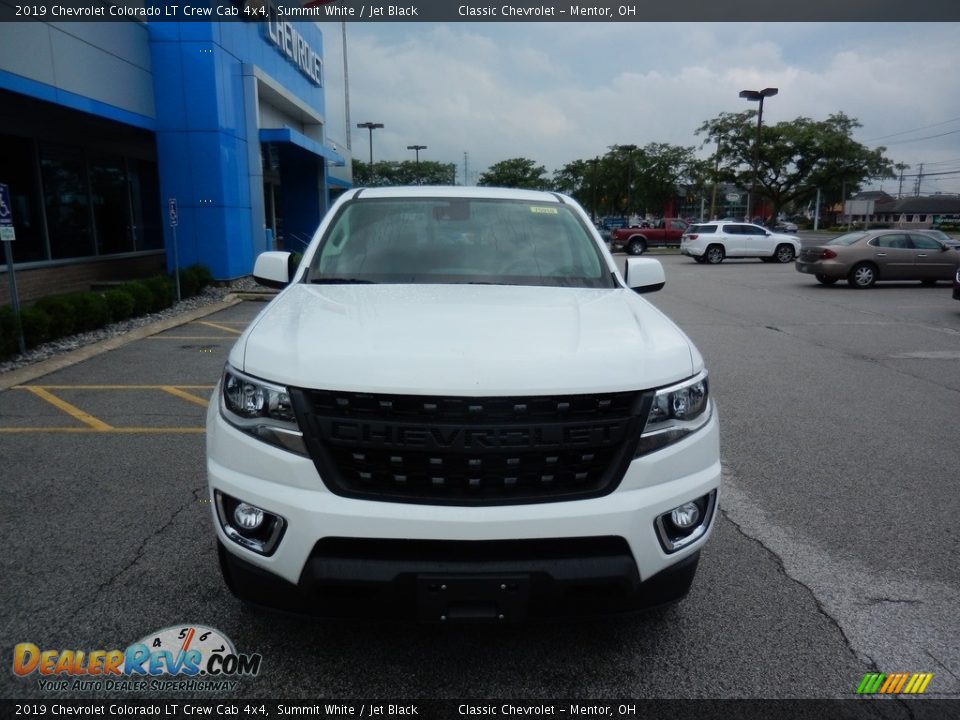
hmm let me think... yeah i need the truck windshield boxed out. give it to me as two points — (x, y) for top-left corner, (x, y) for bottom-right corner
(306, 197), (614, 288)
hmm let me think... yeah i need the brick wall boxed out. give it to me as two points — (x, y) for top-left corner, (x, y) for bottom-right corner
(0, 254), (165, 307)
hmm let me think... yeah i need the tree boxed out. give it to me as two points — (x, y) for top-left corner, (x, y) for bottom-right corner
(555, 144), (698, 219)
(477, 158), (550, 190)
(696, 111), (894, 219)
(353, 159), (456, 187)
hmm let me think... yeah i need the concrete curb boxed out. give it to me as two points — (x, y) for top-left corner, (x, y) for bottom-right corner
(0, 297), (243, 391)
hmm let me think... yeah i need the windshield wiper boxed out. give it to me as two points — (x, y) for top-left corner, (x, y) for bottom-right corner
(310, 278), (378, 284)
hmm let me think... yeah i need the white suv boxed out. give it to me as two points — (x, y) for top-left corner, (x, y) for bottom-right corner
(207, 186), (721, 621)
(681, 222), (801, 264)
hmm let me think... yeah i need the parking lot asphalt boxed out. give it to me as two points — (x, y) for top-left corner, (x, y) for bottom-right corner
(2, 258), (958, 704)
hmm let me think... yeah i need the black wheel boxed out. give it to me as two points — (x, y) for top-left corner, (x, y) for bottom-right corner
(705, 245), (725, 264)
(921, 279), (938, 287)
(774, 244), (796, 263)
(627, 238), (646, 256)
(848, 263), (877, 288)
(815, 274), (839, 286)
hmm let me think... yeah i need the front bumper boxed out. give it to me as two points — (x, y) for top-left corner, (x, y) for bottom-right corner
(207, 399), (721, 619)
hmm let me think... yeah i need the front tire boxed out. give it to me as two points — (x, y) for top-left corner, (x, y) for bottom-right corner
(848, 263), (877, 288)
(705, 245), (725, 264)
(627, 238), (646, 256)
(815, 274), (839, 286)
(774, 244), (796, 263)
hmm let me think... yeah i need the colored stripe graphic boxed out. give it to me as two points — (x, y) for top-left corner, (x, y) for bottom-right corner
(857, 672), (932, 694)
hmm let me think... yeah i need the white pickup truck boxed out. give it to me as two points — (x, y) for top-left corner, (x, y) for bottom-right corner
(206, 186), (720, 621)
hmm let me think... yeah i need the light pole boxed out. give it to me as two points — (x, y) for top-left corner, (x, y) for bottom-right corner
(738, 87), (777, 222)
(407, 144), (427, 184)
(357, 121), (384, 166)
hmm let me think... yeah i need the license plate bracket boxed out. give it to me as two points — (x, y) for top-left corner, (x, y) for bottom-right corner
(416, 574), (530, 622)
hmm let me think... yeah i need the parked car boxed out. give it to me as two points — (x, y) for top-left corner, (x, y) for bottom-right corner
(918, 228), (960, 250)
(209, 186), (721, 620)
(608, 218), (688, 254)
(773, 220), (798, 233)
(795, 230), (960, 288)
(680, 222), (801, 264)
(953, 265), (960, 302)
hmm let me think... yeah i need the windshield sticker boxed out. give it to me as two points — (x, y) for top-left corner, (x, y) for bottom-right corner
(530, 206), (558, 214)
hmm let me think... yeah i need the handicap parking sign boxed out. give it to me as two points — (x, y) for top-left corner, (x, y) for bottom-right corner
(0, 183), (15, 241)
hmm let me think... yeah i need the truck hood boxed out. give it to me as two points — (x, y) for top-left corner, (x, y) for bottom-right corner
(233, 284), (698, 395)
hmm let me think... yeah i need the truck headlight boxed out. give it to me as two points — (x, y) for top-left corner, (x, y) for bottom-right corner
(635, 371), (711, 456)
(219, 365), (307, 455)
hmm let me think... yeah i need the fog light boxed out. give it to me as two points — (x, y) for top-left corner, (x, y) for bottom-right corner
(670, 502), (700, 530)
(234, 503), (264, 531)
(214, 491), (286, 556)
(654, 491), (717, 554)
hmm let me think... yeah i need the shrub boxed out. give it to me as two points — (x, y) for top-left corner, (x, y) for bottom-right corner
(104, 288), (136, 322)
(122, 281), (153, 317)
(186, 264), (213, 292)
(178, 268), (200, 298)
(177, 264), (213, 298)
(20, 307), (51, 348)
(34, 295), (77, 339)
(69, 292), (111, 333)
(0, 305), (20, 359)
(145, 275), (175, 311)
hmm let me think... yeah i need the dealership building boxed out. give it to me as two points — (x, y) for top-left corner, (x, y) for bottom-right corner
(0, 20), (348, 304)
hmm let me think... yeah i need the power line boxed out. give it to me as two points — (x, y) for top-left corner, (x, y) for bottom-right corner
(882, 129), (960, 145)
(864, 116), (960, 142)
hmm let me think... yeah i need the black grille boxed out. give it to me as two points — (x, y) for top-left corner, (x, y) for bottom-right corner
(290, 389), (650, 505)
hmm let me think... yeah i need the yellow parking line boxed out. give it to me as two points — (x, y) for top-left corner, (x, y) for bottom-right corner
(21, 386), (113, 430)
(0, 427), (205, 434)
(162, 386), (210, 408)
(196, 321), (243, 335)
(15, 385), (216, 390)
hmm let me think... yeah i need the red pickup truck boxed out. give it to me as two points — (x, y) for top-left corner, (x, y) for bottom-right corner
(608, 218), (689, 255)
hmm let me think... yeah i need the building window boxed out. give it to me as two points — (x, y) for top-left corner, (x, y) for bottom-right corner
(0, 133), (46, 263)
(129, 159), (162, 251)
(90, 153), (134, 256)
(39, 143), (95, 260)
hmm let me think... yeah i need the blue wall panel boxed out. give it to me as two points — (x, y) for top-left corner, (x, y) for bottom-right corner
(149, 21), (329, 280)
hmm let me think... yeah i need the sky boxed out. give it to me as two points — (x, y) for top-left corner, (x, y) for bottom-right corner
(314, 22), (960, 196)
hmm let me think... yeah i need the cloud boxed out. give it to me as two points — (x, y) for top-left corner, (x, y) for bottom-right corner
(319, 22), (960, 191)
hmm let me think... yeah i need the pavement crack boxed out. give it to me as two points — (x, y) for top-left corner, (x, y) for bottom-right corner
(52, 486), (207, 633)
(862, 596), (923, 606)
(926, 650), (960, 685)
(718, 506), (881, 673)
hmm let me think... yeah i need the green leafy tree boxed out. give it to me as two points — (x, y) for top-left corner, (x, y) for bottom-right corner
(557, 144), (698, 218)
(353, 159), (457, 186)
(477, 158), (550, 190)
(696, 111), (894, 219)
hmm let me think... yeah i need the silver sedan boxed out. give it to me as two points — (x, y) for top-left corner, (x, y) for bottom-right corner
(795, 229), (960, 288)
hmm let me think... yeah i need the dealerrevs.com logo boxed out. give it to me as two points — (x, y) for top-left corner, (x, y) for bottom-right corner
(12, 625), (262, 693)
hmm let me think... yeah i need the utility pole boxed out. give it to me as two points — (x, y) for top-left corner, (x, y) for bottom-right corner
(915, 163), (924, 196)
(463, 152), (469, 187)
(895, 162), (909, 199)
(406, 144), (426, 184)
(356, 122), (384, 166)
(709, 139), (721, 220)
(813, 187), (821, 231)
(342, 23), (351, 154)
(739, 87), (778, 221)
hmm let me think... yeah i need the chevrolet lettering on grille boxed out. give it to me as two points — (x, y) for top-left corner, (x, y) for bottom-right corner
(321, 420), (629, 450)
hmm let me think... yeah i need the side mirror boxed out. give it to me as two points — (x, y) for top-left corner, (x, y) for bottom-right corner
(253, 251), (292, 288)
(624, 257), (665, 294)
